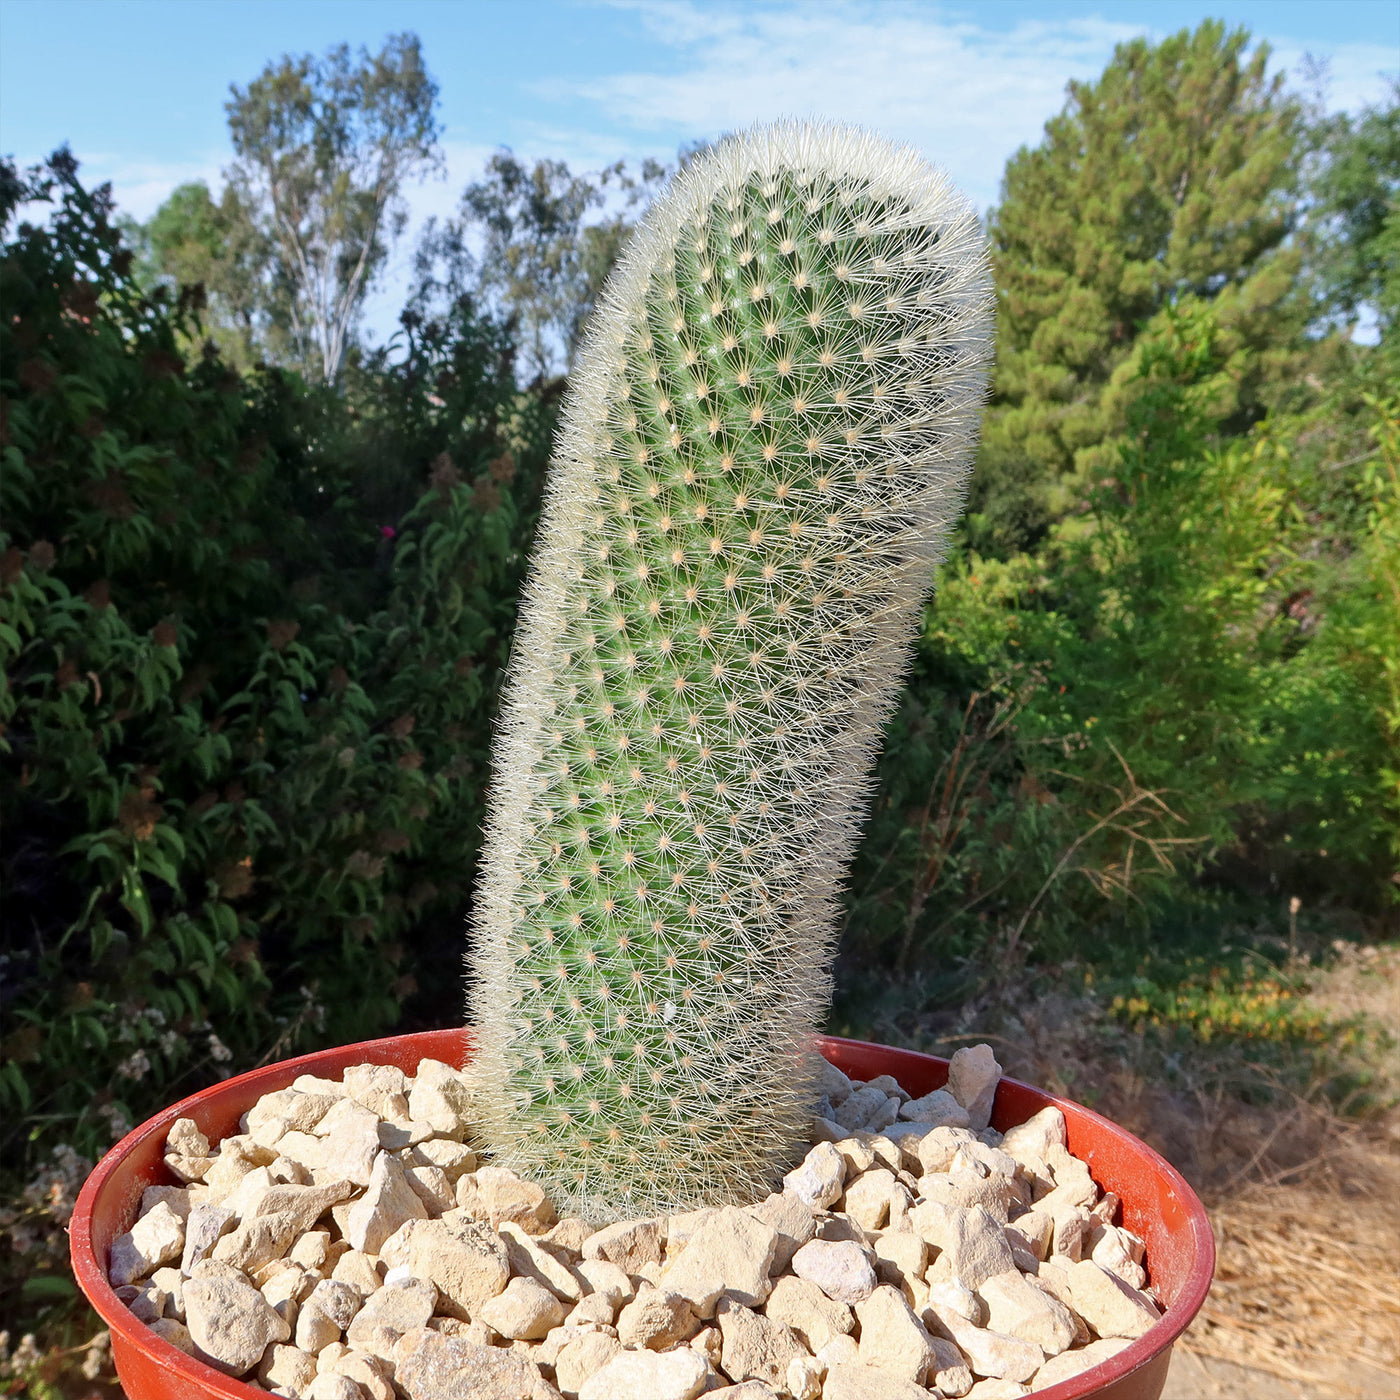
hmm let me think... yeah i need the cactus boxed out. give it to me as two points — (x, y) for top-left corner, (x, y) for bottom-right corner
(464, 121), (994, 1221)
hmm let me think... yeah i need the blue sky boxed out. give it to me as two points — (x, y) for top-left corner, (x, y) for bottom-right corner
(3, 0), (1396, 338)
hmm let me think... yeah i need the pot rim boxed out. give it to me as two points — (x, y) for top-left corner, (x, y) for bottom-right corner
(71, 1028), (1213, 1400)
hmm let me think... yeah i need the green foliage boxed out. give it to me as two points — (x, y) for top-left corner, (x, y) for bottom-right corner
(135, 180), (269, 370)
(974, 20), (1304, 556)
(1302, 80), (1400, 334)
(845, 303), (1395, 980)
(463, 124), (993, 1220)
(0, 152), (551, 1172)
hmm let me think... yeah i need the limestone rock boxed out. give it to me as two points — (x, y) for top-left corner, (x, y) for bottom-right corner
(582, 1216), (663, 1271)
(565, 1291), (615, 1327)
(834, 1085), (892, 1133)
(930, 1334), (976, 1397)
(660, 1206), (779, 1317)
(1064, 1260), (1160, 1339)
(747, 1191), (815, 1273)
(345, 1153), (428, 1255)
(947, 1046), (1002, 1134)
(212, 1210), (300, 1273)
(379, 1216), (509, 1320)
(456, 1166), (556, 1231)
(1089, 1223), (1148, 1291)
(331, 1250), (383, 1296)
(716, 1297), (805, 1392)
(666, 1207), (720, 1250)
(790, 1238), (876, 1305)
(403, 1163), (456, 1214)
(931, 1312), (1043, 1384)
(147, 1317), (197, 1356)
(184, 1274), (291, 1376)
(855, 1284), (936, 1385)
(313, 1099), (383, 1187)
(1028, 1336), (1132, 1391)
(577, 1258), (634, 1309)
(577, 1345), (709, 1400)
(979, 1270), (1075, 1356)
(307, 1373), (368, 1400)
(342, 1063), (410, 1120)
(899, 1088), (972, 1129)
(841, 1169), (895, 1232)
(139, 1184), (194, 1221)
(710, 1384), (781, 1400)
(406, 1138), (476, 1182)
(616, 1287), (699, 1348)
(258, 1342), (319, 1395)
(254, 1180), (357, 1235)
(500, 1220), (585, 1301)
(814, 1059), (854, 1107)
(296, 1299), (344, 1354)
(912, 1203), (1015, 1290)
(109, 1200), (185, 1286)
(346, 1278), (437, 1355)
(554, 1329), (623, 1397)
(307, 1278), (363, 1331)
(479, 1276), (567, 1340)
(390, 1329), (559, 1399)
(787, 1354), (824, 1400)
(966, 1381), (1030, 1398)
(407, 1059), (473, 1141)
(822, 1362), (932, 1400)
(928, 1276), (983, 1326)
(782, 1142), (845, 1210)
(167, 1118), (211, 1159)
(871, 1229), (926, 1289)
(179, 1201), (236, 1275)
(999, 1108), (1066, 1166)
(762, 1274), (853, 1353)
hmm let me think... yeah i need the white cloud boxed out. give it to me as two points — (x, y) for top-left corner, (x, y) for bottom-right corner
(556, 1), (1397, 212)
(558, 2), (1148, 210)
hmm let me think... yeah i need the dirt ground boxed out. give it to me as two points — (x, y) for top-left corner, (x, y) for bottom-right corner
(919, 941), (1400, 1400)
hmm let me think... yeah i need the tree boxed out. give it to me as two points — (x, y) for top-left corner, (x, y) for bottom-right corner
(1302, 80), (1400, 337)
(225, 32), (442, 382)
(136, 180), (269, 368)
(971, 21), (1304, 555)
(455, 152), (669, 381)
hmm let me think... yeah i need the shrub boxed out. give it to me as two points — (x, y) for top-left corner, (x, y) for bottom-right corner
(0, 154), (551, 1173)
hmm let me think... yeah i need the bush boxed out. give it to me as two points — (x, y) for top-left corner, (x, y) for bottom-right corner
(0, 154), (552, 1174)
(842, 305), (1396, 979)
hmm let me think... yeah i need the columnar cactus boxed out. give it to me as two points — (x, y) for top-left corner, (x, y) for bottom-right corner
(464, 121), (994, 1221)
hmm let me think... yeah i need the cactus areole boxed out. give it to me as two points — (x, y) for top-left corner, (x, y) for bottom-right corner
(465, 122), (994, 1221)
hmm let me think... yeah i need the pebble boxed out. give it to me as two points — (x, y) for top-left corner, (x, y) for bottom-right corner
(716, 1297), (805, 1391)
(783, 1140), (847, 1210)
(900, 1087), (972, 1128)
(790, 1239), (877, 1305)
(659, 1206), (778, 1315)
(947, 1045), (1003, 1134)
(109, 1200), (185, 1285)
(577, 1345), (709, 1400)
(112, 1049), (1162, 1393)
(184, 1274), (290, 1375)
(345, 1153), (427, 1254)
(478, 1276), (567, 1340)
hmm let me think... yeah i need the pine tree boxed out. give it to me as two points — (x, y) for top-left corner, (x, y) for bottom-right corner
(971, 21), (1304, 554)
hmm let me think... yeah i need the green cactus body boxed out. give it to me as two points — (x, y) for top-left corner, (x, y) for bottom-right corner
(465, 122), (993, 1220)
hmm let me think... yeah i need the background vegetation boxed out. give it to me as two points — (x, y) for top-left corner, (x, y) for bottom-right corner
(1, 20), (1395, 1393)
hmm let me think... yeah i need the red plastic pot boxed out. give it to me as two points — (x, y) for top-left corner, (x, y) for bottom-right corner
(71, 1030), (1213, 1400)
